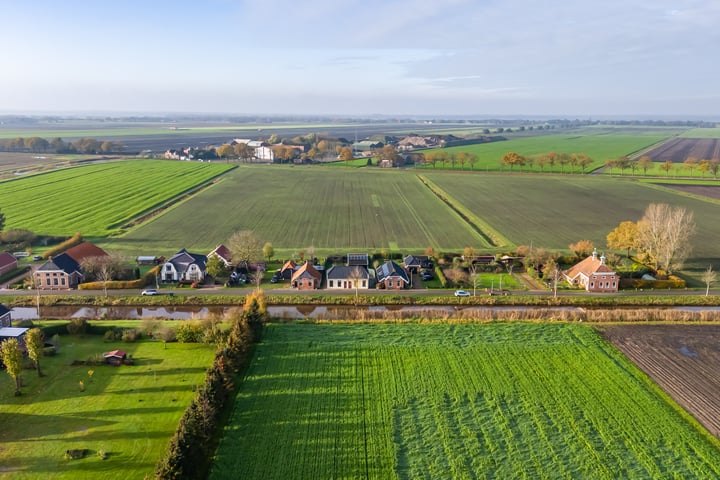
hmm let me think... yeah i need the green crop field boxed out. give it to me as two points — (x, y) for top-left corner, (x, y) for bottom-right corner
(103, 166), (486, 256)
(0, 329), (215, 480)
(681, 128), (720, 139)
(211, 323), (720, 479)
(422, 172), (720, 266)
(0, 160), (233, 236)
(416, 128), (674, 173)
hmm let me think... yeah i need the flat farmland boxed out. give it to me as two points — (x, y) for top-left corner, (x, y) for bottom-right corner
(105, 166), (485, 255)
(210, 323), (720, 479)
(422, 172), (720, 264)
(0, 160), (233, 236)
(643, 137), (720, 163)
(417, 129), (673, 173)
(600, 324), (720, 438)
(681, 128), (720, 139)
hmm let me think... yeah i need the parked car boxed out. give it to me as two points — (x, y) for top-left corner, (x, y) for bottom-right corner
(454, 289), (471, 297)
(141, 288), (158, 296)
(421, 271), (434, 281)
(33, 255), (43, 261)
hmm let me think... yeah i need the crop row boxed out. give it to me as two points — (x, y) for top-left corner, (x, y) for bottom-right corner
(0, 160), (233, 236)
(210, 323), (720, 479)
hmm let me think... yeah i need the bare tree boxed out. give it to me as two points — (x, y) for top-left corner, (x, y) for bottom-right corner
(544, 258), (563, 298)
(81, 254), (125, 297)
(348, 267), (366, 304)
(636, 203), (696, 274)
(228, 230), (263, 270)
(702, 265), (716, 296)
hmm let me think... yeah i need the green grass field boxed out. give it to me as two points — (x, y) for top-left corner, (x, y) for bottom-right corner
(210, 323), (720, 479)
(680, 128), (720, 138)
(0, 329), (215, 479)
(416, 129), (674, 173)
(0, 160), (233, 236)
(422, 172), (720, 266)
(103, 166), (487, 256)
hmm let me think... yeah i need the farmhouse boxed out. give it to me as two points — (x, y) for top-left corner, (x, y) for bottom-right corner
(564, 251), (618, 293)
(291, 261), (322, 290)
(208, 244), (233, 268)
(376, 261), (410, 289)
(34, 253), (83, 289)
(326, 265), (370, 290)
(0, 304), (11, 327)
(0, 252), (18, 276)
(254, 146), (275, 162)
(162, 249), (208, 283)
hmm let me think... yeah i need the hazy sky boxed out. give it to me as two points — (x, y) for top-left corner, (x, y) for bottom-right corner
(1, 0), (719, 117)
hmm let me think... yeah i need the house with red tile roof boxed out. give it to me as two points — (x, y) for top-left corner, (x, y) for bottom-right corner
(64, 242), (109, 263)
(208, 244), (233, 267)
(291, 261), (322, 290)
(564, 251), (618, 293)
(34, 253), (83, 290)
(0, 252), (18, 276)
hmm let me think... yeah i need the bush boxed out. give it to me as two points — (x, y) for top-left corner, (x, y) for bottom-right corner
(156, 327), (177, 343)
(67, 318), (89, 336)
(42, 346), (56, 357)
(104, 329), (120, 342)
(121, 329), (140, 343)
(176, 322), (205, 343)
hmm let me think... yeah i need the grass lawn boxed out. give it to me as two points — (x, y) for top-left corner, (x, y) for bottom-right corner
(210, 323), (720, 479)
(0, 331), (215, 480)
(0, 160), (233, 236)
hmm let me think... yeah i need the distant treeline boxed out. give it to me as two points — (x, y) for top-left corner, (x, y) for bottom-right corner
(0, 137), (125, 154)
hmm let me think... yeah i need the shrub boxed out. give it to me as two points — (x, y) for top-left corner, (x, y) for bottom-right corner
(42, 346), (56, 357)
(104, 329), (120, 342)
(67, 319), (89, 336)
(121, 329), (140, 343)
(156, 327), (177, 344)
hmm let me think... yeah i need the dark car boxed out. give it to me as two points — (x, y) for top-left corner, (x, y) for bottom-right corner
(421, 272), (433, 281)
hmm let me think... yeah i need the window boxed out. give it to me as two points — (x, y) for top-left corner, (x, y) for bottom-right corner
(329, 280), (333, 287)
(590, 282), (594, 288)
(46, 278), (51, 286)
(61, 278), (66, 285)
(53, 278), (58, 285)
(362, 280), (367, 287)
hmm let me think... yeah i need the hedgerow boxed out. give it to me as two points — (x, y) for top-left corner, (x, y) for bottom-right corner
(41, 232), (83, 259)
(154, 299), (265, 479)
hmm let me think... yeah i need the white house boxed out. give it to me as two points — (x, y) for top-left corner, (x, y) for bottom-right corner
(254, 146), (275, 161)
(162, 249), (208, 283)
(326, 266), (370, 290)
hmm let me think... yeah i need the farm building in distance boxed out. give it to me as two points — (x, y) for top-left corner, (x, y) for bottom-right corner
(0, 252), (18, 276)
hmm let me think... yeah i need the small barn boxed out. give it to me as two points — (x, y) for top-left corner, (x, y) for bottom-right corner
(103, 349), (128, 366)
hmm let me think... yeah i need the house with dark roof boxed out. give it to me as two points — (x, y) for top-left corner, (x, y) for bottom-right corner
(161, 249), (208, 283)
(564, 251), (618, 293)
(208, 244), (233, 268)
(403, 255), (430, 273)
(0, 304), (11, 327)
(279, 260), (298, 280)
(376, 261), (410, 289)
(347, 253), (369, 267)
(327, 265), (370, 290)
(34, 253), (83, 289)
(291, 261), (322, 290)
(0, 252), (18, 276)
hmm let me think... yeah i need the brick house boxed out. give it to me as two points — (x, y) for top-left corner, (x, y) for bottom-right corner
(291, 261), (322, 290)
(564, 251), (619, 293)
(34, 253), (83, 289)
(376, 261), (410, 289)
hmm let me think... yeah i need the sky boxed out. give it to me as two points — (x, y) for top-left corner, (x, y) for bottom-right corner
(1, 0), (719, 117)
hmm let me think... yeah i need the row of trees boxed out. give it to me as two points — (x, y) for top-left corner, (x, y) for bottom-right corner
(0, 137), (125, 154)
(605, 156), (720, 177)
(423, 150), (480, 170)
(501, 151), (593, 173)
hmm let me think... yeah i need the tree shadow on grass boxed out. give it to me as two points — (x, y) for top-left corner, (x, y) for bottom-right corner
(0, 412), (115, 443)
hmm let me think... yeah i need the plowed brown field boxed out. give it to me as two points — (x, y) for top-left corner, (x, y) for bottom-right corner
(645, 138), (720, 162)
(600, 324), (720, 438)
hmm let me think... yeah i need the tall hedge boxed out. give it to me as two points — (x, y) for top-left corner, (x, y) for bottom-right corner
(41, 232), (83, 259)
(154, 301), (265, 479)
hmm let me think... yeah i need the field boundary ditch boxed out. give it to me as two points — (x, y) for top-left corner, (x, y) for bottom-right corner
(416, 174), (512, 248)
